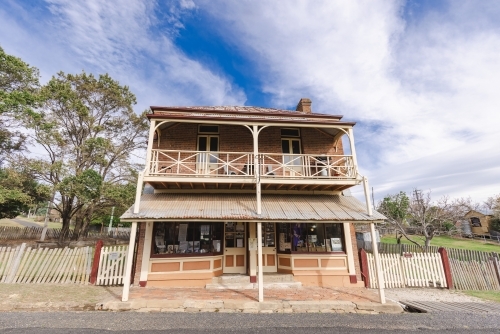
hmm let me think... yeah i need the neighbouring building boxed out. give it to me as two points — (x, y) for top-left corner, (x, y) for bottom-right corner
(120, 99), (386, 301)
(464, 209), (493, 235)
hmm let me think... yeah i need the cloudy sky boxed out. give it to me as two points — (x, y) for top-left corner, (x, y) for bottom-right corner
(1, 0), (499, 203)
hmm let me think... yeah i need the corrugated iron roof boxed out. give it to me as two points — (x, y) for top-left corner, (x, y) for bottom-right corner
(120, 194), (386, 222)
(151, 106), (336, 117)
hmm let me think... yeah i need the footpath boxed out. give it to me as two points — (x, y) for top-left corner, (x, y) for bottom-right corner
(0, 284), (403, 314)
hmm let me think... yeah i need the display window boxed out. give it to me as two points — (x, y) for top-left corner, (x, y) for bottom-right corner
(277, 223), (345, 253)
(152, 222), (223, 257)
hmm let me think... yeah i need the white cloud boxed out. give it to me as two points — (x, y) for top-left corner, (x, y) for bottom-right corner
(198, 0), (500, 201)
(0, 0), (246, 111)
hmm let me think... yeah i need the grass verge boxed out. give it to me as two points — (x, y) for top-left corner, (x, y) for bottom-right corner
(381, 234), (500, 253)
(464, 291), (500, 303)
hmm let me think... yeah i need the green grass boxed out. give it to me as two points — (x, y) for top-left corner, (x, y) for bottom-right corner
(464, 291), (500, 303)
(381, 234), (500, 253)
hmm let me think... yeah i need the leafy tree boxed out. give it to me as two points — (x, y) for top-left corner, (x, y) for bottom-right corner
(0, 167), (50, 219)
(377, 191), (422, 248)
(0, 46), (41, 164)
(21, 71), (148, 244)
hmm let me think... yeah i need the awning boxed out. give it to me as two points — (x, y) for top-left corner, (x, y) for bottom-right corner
(120, 193), (386, 222)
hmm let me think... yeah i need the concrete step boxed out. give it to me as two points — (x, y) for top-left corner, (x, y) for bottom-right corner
(211, 274), (296, 284)
(205, 282), (302, 290)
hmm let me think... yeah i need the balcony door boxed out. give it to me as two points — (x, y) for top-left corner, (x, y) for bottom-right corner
(281, 138), (302, 175)
(197, 135), (219, 174)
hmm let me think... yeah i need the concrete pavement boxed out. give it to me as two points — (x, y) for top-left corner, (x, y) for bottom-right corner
(0, 284), (403, 314)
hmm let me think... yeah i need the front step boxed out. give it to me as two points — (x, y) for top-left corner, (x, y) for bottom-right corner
(206, 274), (302, 290)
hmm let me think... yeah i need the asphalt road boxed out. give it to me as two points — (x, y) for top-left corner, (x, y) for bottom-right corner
(0, 312), (499, 333)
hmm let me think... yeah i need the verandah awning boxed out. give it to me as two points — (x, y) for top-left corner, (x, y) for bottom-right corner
(120, 193), (386, 222)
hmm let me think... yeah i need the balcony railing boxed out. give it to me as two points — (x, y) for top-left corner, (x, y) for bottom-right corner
(147, 149), (357, 180)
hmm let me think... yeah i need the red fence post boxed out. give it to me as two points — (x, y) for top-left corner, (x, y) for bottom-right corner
(90, 240), (104, 285)
(359, 248), (370, 288)
(438, 247), (453, 289)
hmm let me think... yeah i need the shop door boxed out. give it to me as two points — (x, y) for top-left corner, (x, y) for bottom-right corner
(258, 223), (277, 273)
(223, 222), (246, 274)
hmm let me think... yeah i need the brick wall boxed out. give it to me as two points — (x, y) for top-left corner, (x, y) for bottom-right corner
(153, 123), (345, 155)
(133, 222), (146, 286)
(350, 223), (362, 281)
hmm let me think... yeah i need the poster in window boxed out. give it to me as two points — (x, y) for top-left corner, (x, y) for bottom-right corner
(236, 238), (243, 248)
(330, 238), (342, 251)
(213, 240), (221, 252)
(178, 224), (188, 241)
(179, 241), (188, 252)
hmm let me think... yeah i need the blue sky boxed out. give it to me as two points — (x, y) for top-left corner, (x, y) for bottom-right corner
(1, 0), (499, 203)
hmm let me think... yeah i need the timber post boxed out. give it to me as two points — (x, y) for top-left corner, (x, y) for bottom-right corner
(359, 248), (370, 288)
(438, 247), (453, 289)
(90, 240), (104, 285)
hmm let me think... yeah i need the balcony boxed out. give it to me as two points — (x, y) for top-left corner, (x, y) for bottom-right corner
(145, 149), (359, 191)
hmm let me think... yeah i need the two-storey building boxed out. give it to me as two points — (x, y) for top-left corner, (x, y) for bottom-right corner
(120, 98), (386, 302)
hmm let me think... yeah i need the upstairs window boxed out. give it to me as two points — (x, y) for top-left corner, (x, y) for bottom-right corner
(198, 125), (219, 134)
(280, 128), (300, 137)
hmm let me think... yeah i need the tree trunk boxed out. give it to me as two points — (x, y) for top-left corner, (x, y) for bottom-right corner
(77, 208), (94, 241)
(58, 217), (71, 246)
(72, 214), (84, 241)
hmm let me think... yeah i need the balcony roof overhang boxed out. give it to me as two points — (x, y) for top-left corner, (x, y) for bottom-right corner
(120, 193), (386, 222)
(147, 106), (355, 128)
(150, 106), (344, 120)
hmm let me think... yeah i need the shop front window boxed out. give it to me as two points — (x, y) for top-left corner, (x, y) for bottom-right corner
(277, 223), (344, 253)
(152, 222), (223, 256)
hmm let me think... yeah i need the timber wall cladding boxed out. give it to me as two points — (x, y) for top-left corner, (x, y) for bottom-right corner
(0, 244), (93, 284)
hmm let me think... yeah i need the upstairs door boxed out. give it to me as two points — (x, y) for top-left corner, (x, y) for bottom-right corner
(197, 135), (219, 174)
(281, 138), (302, 175)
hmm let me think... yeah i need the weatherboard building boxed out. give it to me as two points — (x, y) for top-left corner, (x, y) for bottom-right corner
(120, 98), (386, 302)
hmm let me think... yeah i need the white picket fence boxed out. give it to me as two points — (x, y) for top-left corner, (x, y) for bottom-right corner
(0, 244), (93, 284)
(96, 245), (128, 286)
(367, 252), (447, 289)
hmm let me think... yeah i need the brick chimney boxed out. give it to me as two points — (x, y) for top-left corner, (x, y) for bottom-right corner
(296, 98), (312, 114)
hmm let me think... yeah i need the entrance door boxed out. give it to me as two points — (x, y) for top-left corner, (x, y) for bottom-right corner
(281, 138), (302, 175)
(223, 222), (246, 274)
(258, 223), (277, 273)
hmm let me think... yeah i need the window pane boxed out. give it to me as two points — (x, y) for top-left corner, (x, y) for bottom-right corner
(325, 223), (344, 252)
(291, 140), (301, 154)
(199, 125), (219, 133)
(281, 140), (290, 154)
(278, 223), (292, 252)
(198, 136), (207, 151)
(281, 128), (300, 137)
(209, 137), (218, 151)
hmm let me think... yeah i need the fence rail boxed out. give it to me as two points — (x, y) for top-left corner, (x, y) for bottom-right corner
(361, 242), (500, 290)
(0, 244), (93, 284)
(366, 252), (447, 289)
(0, 226), (130, 240)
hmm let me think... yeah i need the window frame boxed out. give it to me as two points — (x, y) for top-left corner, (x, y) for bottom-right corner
(151, 222), (224, 258)
(277, 222), (346, 254)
